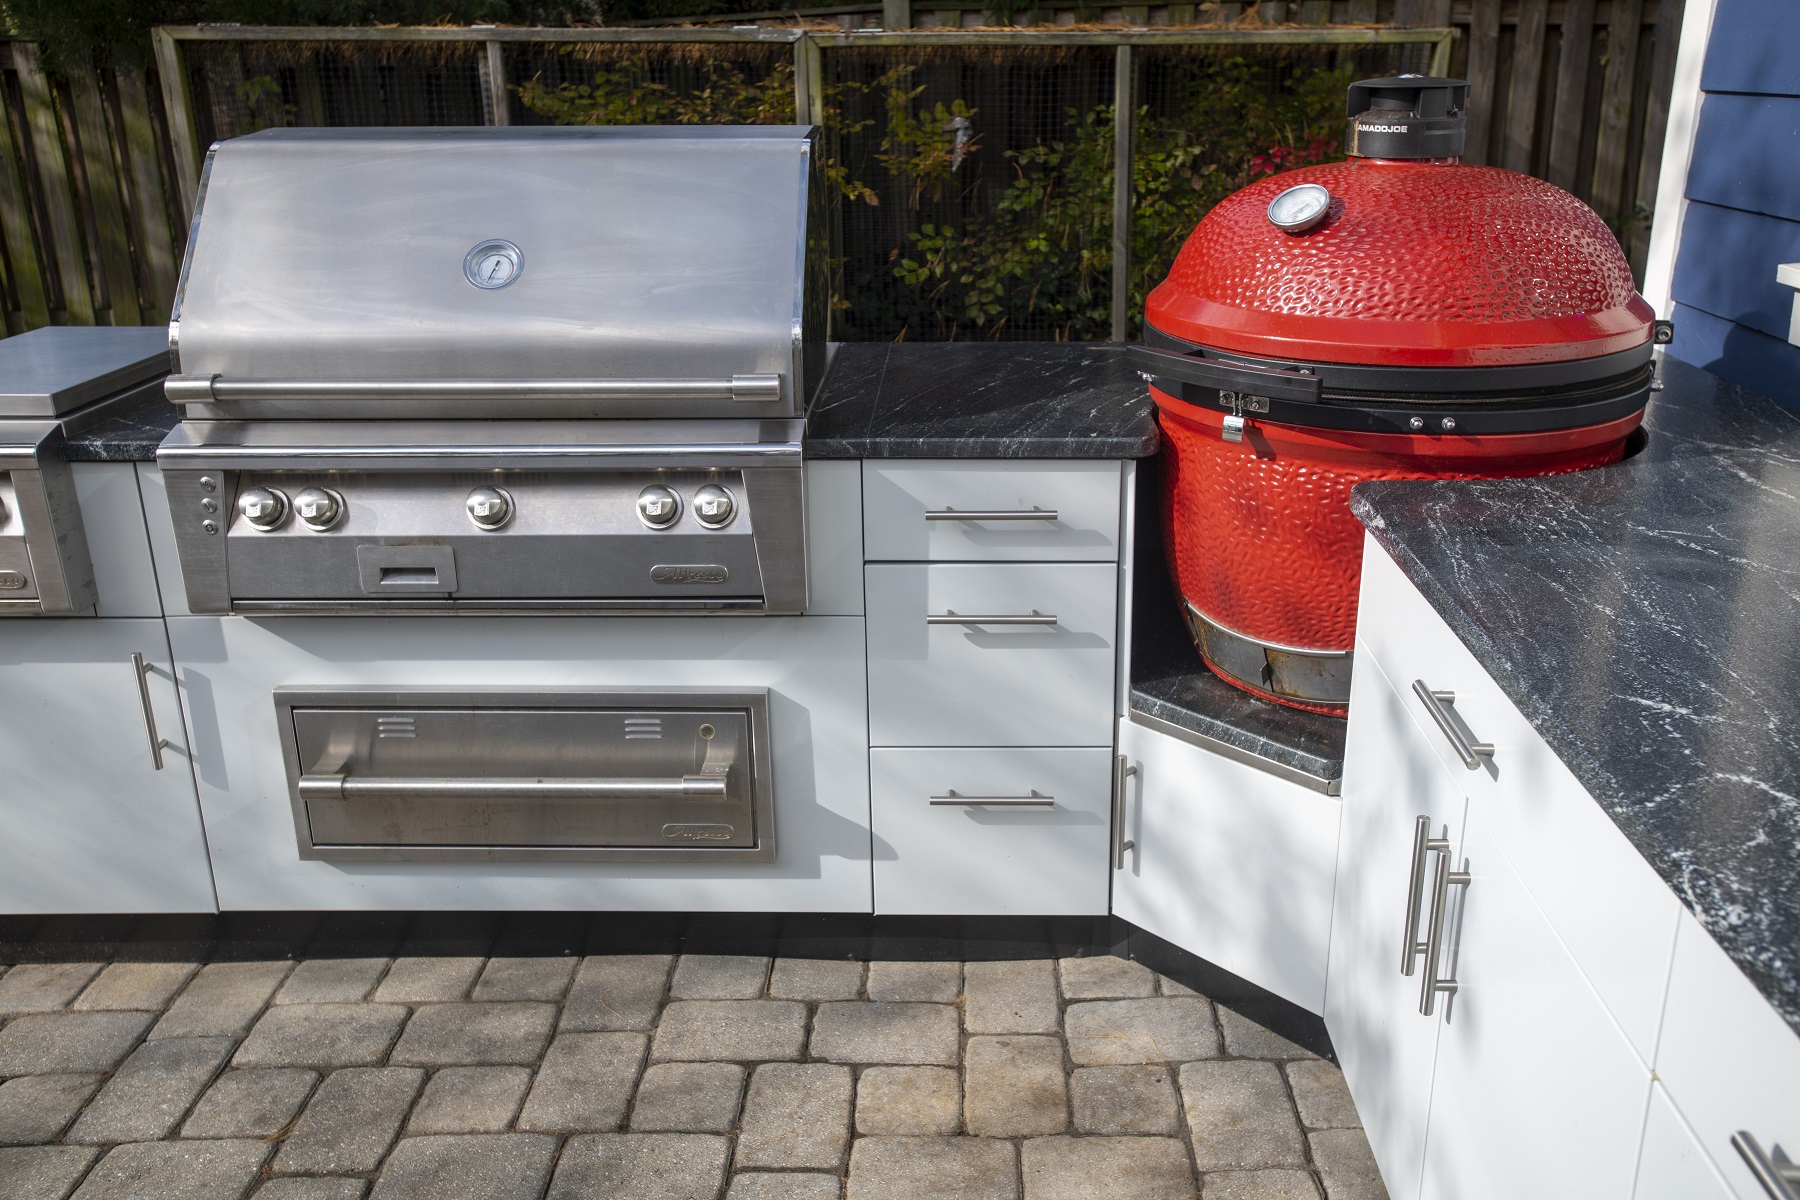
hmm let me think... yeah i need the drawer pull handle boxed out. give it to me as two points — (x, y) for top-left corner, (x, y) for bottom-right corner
(1419, 847), (1471, 1017)
(925, 508), (1058, 521)
(929, 792), (1056, 807)
(1411, 680), (1495, 770)
(1112, 754), (1137, 869)
(1733, 1132), (1800, 1200)
(927, 611), (1059, 626)
(131, 653), (168, 771)
(1402, 815), (1450, 977)
(298, 773), (728, 801)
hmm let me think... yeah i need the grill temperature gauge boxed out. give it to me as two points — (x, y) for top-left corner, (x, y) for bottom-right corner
(463, 240), (523, 290)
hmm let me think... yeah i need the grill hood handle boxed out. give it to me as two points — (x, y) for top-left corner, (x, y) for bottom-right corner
(164, 374), (783, 405)
(1128, 345), (1322, 404)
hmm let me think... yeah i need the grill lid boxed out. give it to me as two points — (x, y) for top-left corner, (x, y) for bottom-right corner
(170, 126), (823, 419)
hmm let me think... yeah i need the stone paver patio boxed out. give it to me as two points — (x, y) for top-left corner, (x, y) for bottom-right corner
(0, 917), (1388, 1199)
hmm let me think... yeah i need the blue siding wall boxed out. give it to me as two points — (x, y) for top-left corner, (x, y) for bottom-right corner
(1669, 0), (1800, 407)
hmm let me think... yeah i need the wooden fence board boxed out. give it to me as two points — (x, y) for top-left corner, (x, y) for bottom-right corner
(1589, 0), (1641, 220)
(1464, 0), (1501, 163)
(0, 83), (48, 329)
(1546, 0), (1594, 188)
(1501, 0), (1548, 171)
(1627, 1), (1677, 272)
(65, 71), (139, 324)
(151, 29), (199, 218)
(116, 67), (176, 316)
(11, 42), (92, 323)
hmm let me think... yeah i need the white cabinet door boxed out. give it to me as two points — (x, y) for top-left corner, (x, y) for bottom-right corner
(1417, 804), (1651, 1200)
(871, 747), (1111, 916)
(1633, 1085), (1737, 1200)
(1655, 910), (1800, 1200)
(1113, 718), (1340, 1012)
(1325, 651), (1467, 1200)
(866, 562), (1117, 747)
(0, 618), (215, 912)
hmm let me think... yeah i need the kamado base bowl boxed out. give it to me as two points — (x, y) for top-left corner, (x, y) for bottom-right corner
(1154, 389), (1642, 714)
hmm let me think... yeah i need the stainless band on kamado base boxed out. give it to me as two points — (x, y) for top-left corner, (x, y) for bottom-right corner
(1182, 604), (1354, 708)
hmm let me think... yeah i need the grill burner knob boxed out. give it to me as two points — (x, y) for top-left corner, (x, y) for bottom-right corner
(294, 487), (345, 530)
(692, 484), (736, 528)
(637, 485), (681, 529)
(239, 487), (288, 530)
(466, 486), (513, 530)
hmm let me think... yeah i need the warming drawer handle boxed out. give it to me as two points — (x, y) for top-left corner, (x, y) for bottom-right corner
(927, 611), (1059, 626)
(925, 508), (1059, 522)
(1732, 1131), (1800, 1200)
(298, 774), (729, 801)
(165, 373), (783, 404)
(1410, 680), (1495, 770)
(1126, 345), (1323, 403)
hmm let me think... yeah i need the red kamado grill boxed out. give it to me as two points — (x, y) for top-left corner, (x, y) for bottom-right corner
(1129, 75), (1667, 715)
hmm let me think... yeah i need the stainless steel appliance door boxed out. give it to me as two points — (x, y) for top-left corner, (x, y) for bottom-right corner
(276, 688), (773, 863)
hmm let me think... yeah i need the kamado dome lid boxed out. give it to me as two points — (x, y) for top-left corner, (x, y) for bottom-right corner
(1130, 73), (1663, 437)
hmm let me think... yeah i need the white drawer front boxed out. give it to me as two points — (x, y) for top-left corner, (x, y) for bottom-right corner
(1358, 535), (1680, 1064)
(867, 562), (1117, 747)
(862, 460), (1122, 562)
(1655, 912), (1800, 1200)
(871, 747), (1111, 915)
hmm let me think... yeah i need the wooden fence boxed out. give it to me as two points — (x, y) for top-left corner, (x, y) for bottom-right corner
(0, 4), (1678, 340)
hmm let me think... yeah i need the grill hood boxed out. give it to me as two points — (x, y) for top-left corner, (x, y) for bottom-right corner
(169, 126), (825, 420)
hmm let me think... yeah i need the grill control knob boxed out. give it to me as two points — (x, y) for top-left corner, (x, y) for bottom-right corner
(692, 484), (736, 528)
(239, 487), (288, 530)
(466, 486), (513, 530)
(294, 486), (345, 531)
(637, 485), (681, 529)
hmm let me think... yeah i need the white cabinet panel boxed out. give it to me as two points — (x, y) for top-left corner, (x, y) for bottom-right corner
(72, 463), (160, 617)
(0, 619), (215, 912)
(137, 464), (194, 619)
(1418, 804), (1651, 1200)
(804, 461), (863, 616)
(866, 562), (1117, 747)
(1634, 1085), (1737, 1200)
(1113, 718), (1340, 1012)
(1656, 910), (1800, 1200)
(862, 460), (1121, 562)
(1325, 652), (1467, 1200)
(871, 747), (1111, 916)
(167, 614), (871, 912)
(1358, 536), (1680, 1064)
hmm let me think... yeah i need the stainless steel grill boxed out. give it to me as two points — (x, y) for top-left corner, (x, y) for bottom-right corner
(157, 125), (825, 615)
(1, 327), (170, 616)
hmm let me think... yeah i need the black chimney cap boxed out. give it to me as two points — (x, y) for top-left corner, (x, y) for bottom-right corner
(1345, 75), (1469, 160)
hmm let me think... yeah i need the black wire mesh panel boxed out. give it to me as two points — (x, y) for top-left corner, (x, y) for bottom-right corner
(505, 40), (797, 126)
(1125, 40), (1434, 339)
(183, 41), (487, 146)
(824, 43), (1117, 343)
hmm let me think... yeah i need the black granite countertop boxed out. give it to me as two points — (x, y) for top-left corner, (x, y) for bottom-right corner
(808, 342), (1157, 459)
(1353, 357), (1800, 1035)
(60, 388), (179, 462)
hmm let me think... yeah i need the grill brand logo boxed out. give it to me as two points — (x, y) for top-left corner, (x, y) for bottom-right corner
(663, 823), (736, 842)
(651, 564), (729, 585)
(1359, 122), (1411, 133)
(0, 570), (25, 590)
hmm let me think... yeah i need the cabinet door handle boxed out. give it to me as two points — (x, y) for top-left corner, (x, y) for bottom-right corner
(925, 508), (1058, 522)
(131, 653), (169, 771)
(1112, 754), (1137, 869)
(1420, 848), (1472, 1017)
(1411, 680), (1495, 770)
(927, 612), (1059, 626)
(928, 793), (1055, 807)
(1402, 815), (1450, 977)
(1733, 1132), (1800, 1200)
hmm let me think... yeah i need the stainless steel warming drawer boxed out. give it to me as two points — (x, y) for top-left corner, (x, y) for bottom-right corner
(275, 688), (774, 863)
